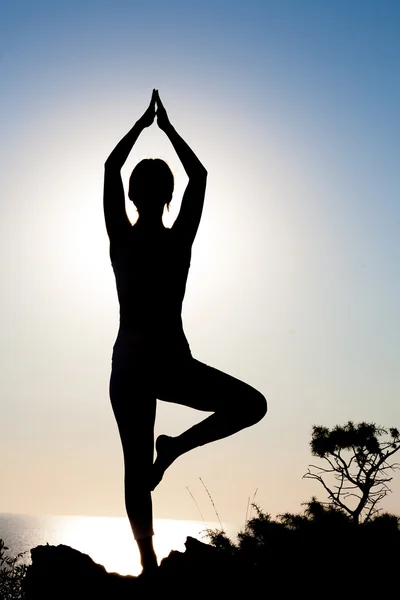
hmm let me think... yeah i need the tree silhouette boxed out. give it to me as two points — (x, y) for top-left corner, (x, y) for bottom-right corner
(303, 421), (400, 524)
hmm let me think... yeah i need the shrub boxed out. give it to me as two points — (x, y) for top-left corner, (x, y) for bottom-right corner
(0, 539), (28, 600)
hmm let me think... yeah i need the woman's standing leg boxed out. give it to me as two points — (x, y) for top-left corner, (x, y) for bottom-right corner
(151, 358), (267, 489)
(109, 365), (158, 573)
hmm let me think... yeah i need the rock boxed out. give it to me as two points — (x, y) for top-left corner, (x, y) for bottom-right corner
(23, 544), (135, 600)
(22, 537), (241, 599)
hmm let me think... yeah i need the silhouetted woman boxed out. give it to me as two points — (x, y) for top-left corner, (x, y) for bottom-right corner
(104, 90), (267, 574)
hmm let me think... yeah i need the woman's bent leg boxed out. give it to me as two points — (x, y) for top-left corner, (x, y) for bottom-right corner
(109, 365), (157, 572)
(151, 359), (267, 489)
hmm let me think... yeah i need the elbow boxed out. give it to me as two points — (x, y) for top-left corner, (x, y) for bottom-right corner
(104, 156), (120, 171)
(194, 165), (208, 180)
(187, 163), (207, 180)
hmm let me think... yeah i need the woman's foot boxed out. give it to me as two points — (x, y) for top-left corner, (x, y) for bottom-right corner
(139, 563), (159, 578)
(137, 536), (158, 576)
(151, 435), (178, 490)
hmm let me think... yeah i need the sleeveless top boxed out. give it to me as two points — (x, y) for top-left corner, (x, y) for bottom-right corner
(110, 225), (192, 362)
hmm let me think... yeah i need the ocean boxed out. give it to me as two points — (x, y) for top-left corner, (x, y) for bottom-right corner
(0, 514), (236, 576)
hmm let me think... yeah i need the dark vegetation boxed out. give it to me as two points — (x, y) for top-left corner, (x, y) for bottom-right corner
(0, 539), (28, 600)
(206, 500), (399, 584)
(203, 421), (400, 593)
(304, 422), (400, 523)
(1, 421), (399, 598)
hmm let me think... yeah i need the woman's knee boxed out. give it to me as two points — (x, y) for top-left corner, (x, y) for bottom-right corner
(246, 389), (267, 425)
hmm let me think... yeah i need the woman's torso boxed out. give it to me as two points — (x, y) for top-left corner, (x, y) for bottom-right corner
(110, 225), (192, 359)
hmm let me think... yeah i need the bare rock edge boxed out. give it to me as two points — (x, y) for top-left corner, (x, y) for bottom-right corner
(23, 536), (250, 599)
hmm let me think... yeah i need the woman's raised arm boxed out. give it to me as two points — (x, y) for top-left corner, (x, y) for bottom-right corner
(103, 90), (157, 240)
(155, 90), (207, 244)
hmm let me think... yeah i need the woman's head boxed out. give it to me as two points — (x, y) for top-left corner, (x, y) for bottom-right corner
(128, 158), (174, 215)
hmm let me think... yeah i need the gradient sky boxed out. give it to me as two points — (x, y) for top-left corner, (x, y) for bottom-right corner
(1, 0), (399, 527)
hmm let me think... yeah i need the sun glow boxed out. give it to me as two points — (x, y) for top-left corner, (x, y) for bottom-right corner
(42, 516), (223, 576)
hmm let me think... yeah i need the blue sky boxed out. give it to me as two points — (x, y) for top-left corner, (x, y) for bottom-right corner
(1, 0), (399, 526)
